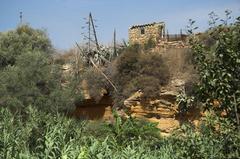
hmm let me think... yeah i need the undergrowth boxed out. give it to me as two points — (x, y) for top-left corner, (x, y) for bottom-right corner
(0, 106), (239, 159)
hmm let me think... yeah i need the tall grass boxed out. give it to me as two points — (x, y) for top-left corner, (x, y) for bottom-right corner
(0, 106), (239, 159)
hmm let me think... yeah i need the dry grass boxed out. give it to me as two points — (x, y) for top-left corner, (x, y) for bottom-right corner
(162, 48), (197, 81)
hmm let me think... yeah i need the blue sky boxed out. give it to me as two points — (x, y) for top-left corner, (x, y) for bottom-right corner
(0, 0), (239, 50)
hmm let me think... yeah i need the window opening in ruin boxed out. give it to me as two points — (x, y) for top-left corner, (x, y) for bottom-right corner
(140, 27), (145, 34)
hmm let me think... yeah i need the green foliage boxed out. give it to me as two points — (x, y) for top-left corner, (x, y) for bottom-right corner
(0, 106), (86, 159)
(0, 106), (239, 159)
(0, 52), (73, 112)
(189, 14), (240, 122)
(0, 24), (52, 68)
(176, 91), (196, 114)
(106, 110), (160, 144)
(168, 114), (240, 159)
(0, 25), (78, 112)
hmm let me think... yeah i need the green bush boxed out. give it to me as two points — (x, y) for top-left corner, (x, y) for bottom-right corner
(0, 52), (74, 113)
(0, 24), (52, 68)
(189, 15), (240, 123)
(0, 25), (79, 113)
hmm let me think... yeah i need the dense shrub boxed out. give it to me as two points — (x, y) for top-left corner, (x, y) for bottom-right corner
(112, 48), (170, 106)
(0, 25), (79, 113)
(0, 24), (52, 68)
(189, 16), (240, 123)
(81, 44), (169, 106)
(168, 119), (240, 158)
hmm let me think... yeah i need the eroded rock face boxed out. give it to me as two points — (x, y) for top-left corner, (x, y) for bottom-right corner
(73, 78), (202, 135)
(123, 90), (143, 108)
(73, 95), (114, 120)
(149, 118), (180, 133)
(123, 89), (180, 133)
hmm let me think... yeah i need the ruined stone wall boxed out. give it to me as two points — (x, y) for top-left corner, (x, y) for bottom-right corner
(129, 23), (165, 45)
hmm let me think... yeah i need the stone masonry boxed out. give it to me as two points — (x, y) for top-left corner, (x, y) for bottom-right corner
(129, 22), (165, 45)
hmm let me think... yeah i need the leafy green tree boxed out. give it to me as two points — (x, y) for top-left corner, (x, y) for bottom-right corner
(0, 49), (72, 113)
(0, 24), (52, 68)
(0, 25), (76, 112)
(189, 14), (240, 124)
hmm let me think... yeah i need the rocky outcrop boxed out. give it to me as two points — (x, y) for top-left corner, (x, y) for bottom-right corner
(73, 78), (202, 135)
(124, 89), (180, 134)
(149, 117), (180, 134)
(72, 94), (114, 120)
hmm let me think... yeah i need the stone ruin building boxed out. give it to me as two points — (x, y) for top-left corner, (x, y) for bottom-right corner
(129, 22), (188, 49)
(129, 22), (165, 45)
